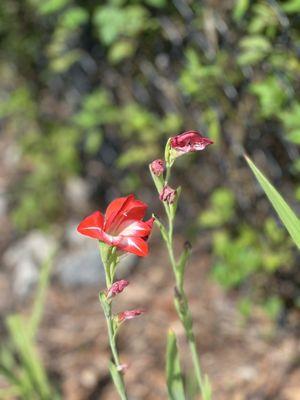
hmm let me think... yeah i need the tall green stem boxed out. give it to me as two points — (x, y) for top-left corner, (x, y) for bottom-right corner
(166, 211), (205, 395)
(99, 245), (128, 400)
(151, 161), (209, 398)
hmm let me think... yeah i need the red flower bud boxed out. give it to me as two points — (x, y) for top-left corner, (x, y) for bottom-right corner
(170, 130), (213, 157)
(150, 159), (165, 176)
(118, 309), (144, 322)
(107, 280), (129, 299)
(159, 185), (177, 204)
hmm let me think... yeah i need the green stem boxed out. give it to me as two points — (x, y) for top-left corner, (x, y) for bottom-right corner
(99, 246), (128, 400)
(160, 196), (207, 398)
(189, 335), (204, 394)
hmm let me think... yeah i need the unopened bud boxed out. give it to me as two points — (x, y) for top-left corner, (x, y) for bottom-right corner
(159, 185), (177, 204)
(117, 364), (129, 373)
(184, 241), (192, 250)
(118, 309), (144, 322)
(107, 280), (129, 299)
(150, 159), (165, 176)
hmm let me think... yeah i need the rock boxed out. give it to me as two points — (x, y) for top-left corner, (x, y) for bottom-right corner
(56, 247), (105, 287)
(0, 189), (7, 218)
(65, 177), (91, 213)
(2, 231), (56, 298)
(56, 245), (138, 288)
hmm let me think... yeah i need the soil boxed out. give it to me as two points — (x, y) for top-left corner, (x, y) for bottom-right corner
(1, 238), (300, 399)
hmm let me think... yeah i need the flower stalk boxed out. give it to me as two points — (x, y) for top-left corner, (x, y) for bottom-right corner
(77, 195), (152, 400)
(98, 245), (128, 400)
(149, 130), (213, 399)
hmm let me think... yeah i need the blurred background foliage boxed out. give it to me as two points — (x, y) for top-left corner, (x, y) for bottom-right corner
(1, 0), (300, 318)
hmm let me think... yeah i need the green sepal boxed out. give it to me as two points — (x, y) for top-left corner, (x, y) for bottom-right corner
(169, 186), (181, 219)
(99, 291), (110, 317)
(153, 215), (168, 242)
(99, 243), (118, 286)
(149, 164), (164, 193)
(166, 330), (185, 400)
(164, 138), (172, 168)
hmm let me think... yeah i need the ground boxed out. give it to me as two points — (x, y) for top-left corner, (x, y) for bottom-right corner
(1, 238), (300, 399)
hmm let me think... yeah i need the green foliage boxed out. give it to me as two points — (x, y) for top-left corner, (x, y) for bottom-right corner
(166, 330), (185, 400)
(199, 188), (235, 228)
(94, 4), (150, 45)
(233, 0), (250, 21)
(238, 36), (271, 66)
(0, 254), (59, 399)
(212, 220), (292, 289)
(250, 76), (288, 118)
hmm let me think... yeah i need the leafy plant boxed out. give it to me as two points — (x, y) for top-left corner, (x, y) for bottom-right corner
(0, 252), (59, 399)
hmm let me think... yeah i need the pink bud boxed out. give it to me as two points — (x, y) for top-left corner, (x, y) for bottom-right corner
(159, 185), (177, 204)
(150, 159), (165, 176)
(117, 363), (129, 373)
(118, 309), (144, 322)
(170, 130), (213, 157)
(107, 280), (129, 299)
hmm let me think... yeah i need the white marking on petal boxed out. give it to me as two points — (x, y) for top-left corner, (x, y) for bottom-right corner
(84, 226), (102, 231)
(127, 238), (142, 251)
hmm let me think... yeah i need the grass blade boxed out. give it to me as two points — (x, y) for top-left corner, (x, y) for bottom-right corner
(245, 155), (300, 248)
(166, 330), (185, 400)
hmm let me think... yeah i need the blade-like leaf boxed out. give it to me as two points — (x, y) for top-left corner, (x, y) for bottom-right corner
(166, 330), (185, 400)
(108, 362), (127, 400)
(245, 155), (300, 248)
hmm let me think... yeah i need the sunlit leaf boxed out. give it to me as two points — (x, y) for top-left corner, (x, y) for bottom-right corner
(245, 155), (300, 249)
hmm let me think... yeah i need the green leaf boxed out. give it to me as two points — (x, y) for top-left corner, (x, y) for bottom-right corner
(202, 374), (213, 400)
(29, 249), (56, 339)
(109, 362), (127, 400)
(245, 155), (300, 249)
(233, 0), (249, 21)
(6, 315), (53, 399)
(166, 330), (185, 400)
(287, 130), (300, 144)
(281, 0), (300, 14)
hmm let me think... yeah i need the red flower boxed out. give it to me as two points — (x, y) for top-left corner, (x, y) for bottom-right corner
(150, 159), (165, 176)
(159, 185), (177, 204)
(77, 195), (153, 257)
(107, 280), (129, 299)
(170, 130), (213, 156)
(118, 309), (144, 322)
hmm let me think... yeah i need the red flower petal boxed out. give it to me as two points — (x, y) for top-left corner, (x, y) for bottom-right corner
(104, 195), (132, 230)
(77, 211), (111, 242)
(117, 236), (148, 257)
(170, 130), (213, 155)
(105, 194), (147, 232)
(116, 220), (152, 237)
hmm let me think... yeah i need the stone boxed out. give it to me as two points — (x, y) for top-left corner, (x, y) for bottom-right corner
(65, 177), (91, 213)
(2, 231), (56, 298)
(55, 245), (139, 288)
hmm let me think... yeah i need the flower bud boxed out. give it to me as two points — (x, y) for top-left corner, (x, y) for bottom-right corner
(150, 159), (165, 176)
(118, 309), (144, 322)
(107, 280), (129, 299)
(117, 364), (129, 373)
(159, 185), (177, 204)
(170, 130), (213, 159)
